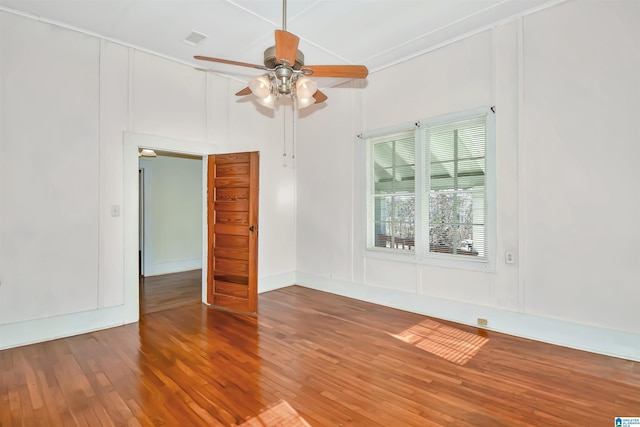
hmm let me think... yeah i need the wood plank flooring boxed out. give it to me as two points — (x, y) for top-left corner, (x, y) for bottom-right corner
(1, 276), (639, 426)
(140, 270), (202, 314)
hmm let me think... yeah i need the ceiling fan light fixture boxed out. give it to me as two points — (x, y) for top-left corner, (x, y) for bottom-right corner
(256, 94), (277, 108)
(139, 149), (157, 157)
(249, 75), (272, 98)
(295, 77), (317, 99)
(296, 96), (315, 109)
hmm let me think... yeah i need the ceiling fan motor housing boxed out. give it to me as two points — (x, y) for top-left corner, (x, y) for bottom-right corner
(263, 46), (305, 69)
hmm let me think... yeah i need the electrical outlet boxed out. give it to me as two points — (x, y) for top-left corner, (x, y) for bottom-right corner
(477, 318), (488, 326)
(505, 251), (515, 264)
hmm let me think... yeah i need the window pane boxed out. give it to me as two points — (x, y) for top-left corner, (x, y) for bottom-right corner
(457, 125), (485, 159)
(430, 132), (455, 162)
(373, 141), (393, 186)
(373, 137), (415, 194)
(395, 139), (415, 165)
(457, 159), (485, 189)
(394, 165), (415, 192)
(429, 191), (482, 256)
(373, 195), (415, 251)
(429, 162), (485, 190)
(430, 160), (455, 190)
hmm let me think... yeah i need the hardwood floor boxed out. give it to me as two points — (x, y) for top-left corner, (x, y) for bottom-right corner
(140, 270), (202, 314)
(1, 278), (639, 426)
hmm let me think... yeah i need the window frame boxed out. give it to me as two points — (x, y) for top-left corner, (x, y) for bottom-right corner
(363, 107), (496, 272)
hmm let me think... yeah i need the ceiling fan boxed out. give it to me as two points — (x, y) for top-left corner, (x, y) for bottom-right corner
(194, 0), (368, 109)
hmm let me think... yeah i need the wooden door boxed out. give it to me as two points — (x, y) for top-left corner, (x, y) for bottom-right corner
(207, 152), (259, 314)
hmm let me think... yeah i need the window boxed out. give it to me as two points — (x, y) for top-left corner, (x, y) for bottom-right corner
(371, 131), (416, 251)
(366, 108), (493, 263)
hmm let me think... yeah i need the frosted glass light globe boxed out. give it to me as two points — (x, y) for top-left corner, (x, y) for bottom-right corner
(249, 75), (271, 98)
(295, 77), (318, 99)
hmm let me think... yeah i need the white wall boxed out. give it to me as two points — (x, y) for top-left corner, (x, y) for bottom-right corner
(296, 0), (640, 361)
(0, 11), (297, 349)
(140, 154), (203, 276)
(521, 0), (640, 333)
(225, 99), (298, 286)
(0, 13), (100, 325)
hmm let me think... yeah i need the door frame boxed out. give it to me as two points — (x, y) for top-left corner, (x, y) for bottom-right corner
(123, 132), (218, 323)
(138, 167), (145, 277)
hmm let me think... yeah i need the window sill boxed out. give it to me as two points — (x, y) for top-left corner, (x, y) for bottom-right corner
(364, 247), (495, 273)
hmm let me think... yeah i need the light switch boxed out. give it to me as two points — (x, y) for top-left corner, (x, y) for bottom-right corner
(111, 205), (121, 217)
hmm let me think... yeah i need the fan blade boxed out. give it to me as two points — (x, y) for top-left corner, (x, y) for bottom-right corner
(194, 56), (268, 71)
(304, 65), (368, 79)
(313, 90), (328, 104)
(274, 30), (299, 66)
(236, 87), (252, 96)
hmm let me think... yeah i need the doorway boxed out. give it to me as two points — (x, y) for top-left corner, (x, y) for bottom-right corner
(138, 150), (204, 313)
(138, 151), (203, 277)
(124, 133), (215, 323)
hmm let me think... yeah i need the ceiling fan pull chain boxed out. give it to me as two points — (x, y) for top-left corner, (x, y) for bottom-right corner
(282, 103), (288, 166)
(292, 98), (296, 162)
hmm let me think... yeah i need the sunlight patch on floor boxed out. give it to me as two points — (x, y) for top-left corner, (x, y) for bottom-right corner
(235, 400), (311, 427)
(391, 318), (489, 365)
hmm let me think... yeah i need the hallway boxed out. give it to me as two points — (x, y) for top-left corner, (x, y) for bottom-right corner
(139, 269), (202, 314)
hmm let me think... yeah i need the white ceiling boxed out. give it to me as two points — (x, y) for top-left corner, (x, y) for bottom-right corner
(0, 0), (560, 88)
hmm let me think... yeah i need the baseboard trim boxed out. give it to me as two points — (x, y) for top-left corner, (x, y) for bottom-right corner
(143, 259), (202, 277)
(259, 271), (296, 293)
(5, 271), (636, 362)
(0, 271), (296, 350)
(295, 272), (640, 362)
(0, 306), (125, 350)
